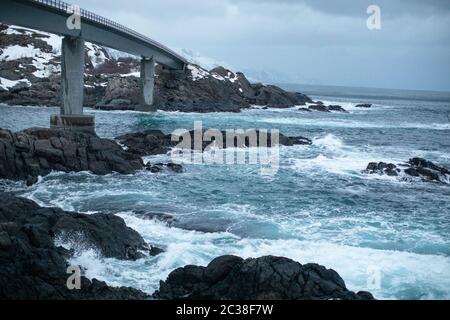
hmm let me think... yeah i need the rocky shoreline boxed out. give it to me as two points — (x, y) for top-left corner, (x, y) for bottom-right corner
(0, 194), (374, 300)
(0, 24), (312, 113)
(0, 127), (313, 185)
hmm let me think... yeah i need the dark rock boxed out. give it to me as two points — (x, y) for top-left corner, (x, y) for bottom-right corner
(309, 104), (347, 113)
(0, 128), (144, 185)
(116, 130), (175, 156)
(308, 105), (330, 112)
(328, 105), (348, 113)
(408, 157), (450, 175)
(144, 162), (185, 174)
(355, 104), (372, 108)
(0, 194), (150, 300)
(118, 129), (312, 157)
(154, 255), (374, 300)
(166, 162), (184, 173)
(0, 194), (160, 260)
(363, 158), (450, 184)
(10, 81), (30, 93)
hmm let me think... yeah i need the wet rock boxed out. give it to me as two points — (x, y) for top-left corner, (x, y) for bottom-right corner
(308, 104), (330, 112)
(0, 194), (159, 260)
(308, 104), (347, 112)
(116, 130), (175, 156)
(0, 194), (150, 300)
(363, 158), (450, 183)
(144, 162), (185, 173)
(328, 105), (348, 112)
(154, 255), (374, 300)
(355, 104), (372, 108)
(117, 129), (312, 157)
(0, 128), (144, 185)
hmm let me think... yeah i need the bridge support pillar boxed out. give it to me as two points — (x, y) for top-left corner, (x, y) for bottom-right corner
(51, 36), (95, 133)
(136, 57), (155, 112)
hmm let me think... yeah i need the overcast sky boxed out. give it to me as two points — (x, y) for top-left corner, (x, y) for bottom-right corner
(74, 0), (450, 91)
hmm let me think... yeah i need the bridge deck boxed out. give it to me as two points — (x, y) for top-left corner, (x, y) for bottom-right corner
(0, 0), (187, 69)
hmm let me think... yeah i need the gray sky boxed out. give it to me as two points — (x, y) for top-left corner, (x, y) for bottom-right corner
(74, 0), (450, 91)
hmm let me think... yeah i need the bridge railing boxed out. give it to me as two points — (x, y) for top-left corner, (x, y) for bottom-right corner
(31, 0), (186, 63)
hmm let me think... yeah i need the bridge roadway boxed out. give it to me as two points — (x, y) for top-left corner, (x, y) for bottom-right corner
(0, 0), (188, 131)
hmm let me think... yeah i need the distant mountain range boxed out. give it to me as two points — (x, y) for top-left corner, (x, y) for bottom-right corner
(174, 48), (319, 85)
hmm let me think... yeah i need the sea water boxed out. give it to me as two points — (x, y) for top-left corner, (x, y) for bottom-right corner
(1, 84), (449, 299)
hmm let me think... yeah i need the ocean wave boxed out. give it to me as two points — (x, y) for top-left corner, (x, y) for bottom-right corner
(259, 117), (450, 130)
(67, 213), (450, 300)
(288, 134), (402, 177)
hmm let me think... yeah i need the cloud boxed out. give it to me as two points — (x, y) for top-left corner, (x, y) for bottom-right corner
(72, 0), (450, 91)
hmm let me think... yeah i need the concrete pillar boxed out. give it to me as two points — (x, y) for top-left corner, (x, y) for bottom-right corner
(51, 36), (95, 133)
(137, 56), (155, 112)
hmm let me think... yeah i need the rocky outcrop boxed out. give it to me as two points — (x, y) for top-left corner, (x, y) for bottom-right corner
(0, 194), (151, 299)
(363, 157), (450, 183)
(306, 104), (347, 113)
(154, 255), (374, 300)
(116, 129), (312, 157)
(355, 104), (372, 108)
(0, 128), (144, 185)
(144, 162), (185, 174)
(0, 24), (312, 112)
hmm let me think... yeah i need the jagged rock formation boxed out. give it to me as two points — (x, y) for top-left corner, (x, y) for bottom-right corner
(0, 194), (151, 300)
(0, 127), (143, 185)
(154, 255), (374, 300)
(0, 24), (312, 112)
(298, 104), (347, 113)
(363, 157), (450, 183)
(116, 129), (312, 157)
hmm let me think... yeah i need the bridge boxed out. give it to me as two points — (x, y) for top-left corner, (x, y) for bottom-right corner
(0, 0), (188, 132)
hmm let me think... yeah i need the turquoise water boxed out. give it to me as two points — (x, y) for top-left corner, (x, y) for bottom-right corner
(1, 85), (450, 299)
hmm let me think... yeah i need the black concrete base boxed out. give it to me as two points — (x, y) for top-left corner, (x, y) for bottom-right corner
(50, 114), (95, 133)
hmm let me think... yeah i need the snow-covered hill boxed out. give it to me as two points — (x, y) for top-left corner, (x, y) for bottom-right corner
(0, 23), (312, 111)
(0, 25), (114, 92)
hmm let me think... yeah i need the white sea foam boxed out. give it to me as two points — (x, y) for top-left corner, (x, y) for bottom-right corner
(68, 213), (450, 299)
(259, 117), (450, 130)
(318, 99), (395, 112)
(289, 134), (401, 177)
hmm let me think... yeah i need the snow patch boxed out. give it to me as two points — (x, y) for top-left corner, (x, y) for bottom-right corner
(120, 71), (140, 78)
(187, 64), (210, 81)
(0, 77), (31, 90)
(85, 42), (109, 68)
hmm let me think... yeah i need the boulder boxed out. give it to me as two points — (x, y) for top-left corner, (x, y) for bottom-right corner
(0, 194), (160, 260)
(0, 128), (144, 185)
(117, 129), (312, 157)
(154, 255), (374, 300)
(144, 162), (185, 174)
(308, 104), (347, 112)
(363, 158), (450, 183)
(0, 194), (151, 300)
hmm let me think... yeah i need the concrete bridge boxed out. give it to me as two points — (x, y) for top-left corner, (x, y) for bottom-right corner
(0, 0), (187, 132)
